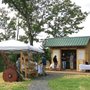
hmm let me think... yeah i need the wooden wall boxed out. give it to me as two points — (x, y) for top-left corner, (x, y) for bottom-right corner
(20, 51), (29, 78)
(51, 48), (61, 69)
(77, 49), (86, 71)
(86, 40), (90, 63)
(50, 46), (90, 71)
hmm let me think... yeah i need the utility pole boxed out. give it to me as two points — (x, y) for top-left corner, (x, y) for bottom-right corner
(16, 17), (19, 40)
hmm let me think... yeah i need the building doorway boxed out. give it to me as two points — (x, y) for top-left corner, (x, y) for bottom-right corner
(61, 50), (76, 70)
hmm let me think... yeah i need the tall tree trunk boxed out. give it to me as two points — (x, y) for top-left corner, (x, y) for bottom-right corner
(26, 13), (33, 45)
(29, 35), (33, 45)
(27, 21), (33, 45)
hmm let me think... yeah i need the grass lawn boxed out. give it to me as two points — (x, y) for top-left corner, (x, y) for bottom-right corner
(0, 72), (31, 90)
(48, 74), (90, 90)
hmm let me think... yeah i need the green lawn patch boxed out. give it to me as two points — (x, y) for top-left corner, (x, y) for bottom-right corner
(48, 74), (90, 90)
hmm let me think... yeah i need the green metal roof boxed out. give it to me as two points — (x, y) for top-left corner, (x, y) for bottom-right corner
(45, 36), (90, 47)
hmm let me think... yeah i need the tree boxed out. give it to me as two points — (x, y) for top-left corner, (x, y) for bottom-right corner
(45, 0), (88, 37)
(2, 0), (87, 44)
(44, 48), (51, 64)
(19, 35), (28, 43)
(0, 8), (17, 41)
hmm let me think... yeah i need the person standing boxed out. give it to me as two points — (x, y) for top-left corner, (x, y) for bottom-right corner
(38, 61), (43, 75)
(42, 55), (47, 75)
(70, 53), (74, 69)
(53, 55), (58, 70)
(16, 55), (20, 72)
(62, 53), (66, 70)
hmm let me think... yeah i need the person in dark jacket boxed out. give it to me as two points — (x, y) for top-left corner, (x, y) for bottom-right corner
(53, 55), (58, 70)
(62, 53), (66, 70)
(42, 55), (47, 75)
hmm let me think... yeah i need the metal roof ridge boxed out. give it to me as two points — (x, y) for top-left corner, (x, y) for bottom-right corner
(48, 36), (90, 39)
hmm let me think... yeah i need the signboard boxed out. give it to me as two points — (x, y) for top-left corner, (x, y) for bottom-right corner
(77, 50), (85, 60)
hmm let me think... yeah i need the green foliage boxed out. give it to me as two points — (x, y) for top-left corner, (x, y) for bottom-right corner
(19, 35), (28, 43)
(0, 57), (4, 72)
(0, 53), (18, 72)
(44, 49), (51, 63)
(45, 0), (87, 37)
(2, 0), (87, 45)
(33, 53), (42, 62)
(32, 49), (51, 63)
(0, 8), (17, 41)
(8, 53), (18, 63)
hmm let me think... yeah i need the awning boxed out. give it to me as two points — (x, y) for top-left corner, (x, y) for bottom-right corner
(0, 40), (44, 53)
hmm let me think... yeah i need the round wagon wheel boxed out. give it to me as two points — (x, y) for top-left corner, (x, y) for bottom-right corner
(3, 68), (18, 82)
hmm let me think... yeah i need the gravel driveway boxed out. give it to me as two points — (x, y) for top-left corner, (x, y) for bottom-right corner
(28, 71), (64, 90)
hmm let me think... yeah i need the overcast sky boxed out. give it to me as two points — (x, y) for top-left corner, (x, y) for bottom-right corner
(0, 0), (90, 37)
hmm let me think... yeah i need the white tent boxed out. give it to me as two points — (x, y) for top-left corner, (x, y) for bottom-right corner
(29, 45), (44, 53)
(0, 40), (44, 53)
(0, 40), (29, 51)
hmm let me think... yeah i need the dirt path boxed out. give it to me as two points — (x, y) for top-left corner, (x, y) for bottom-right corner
(28, 71), (64, 90)
(28, 78), (50, 90)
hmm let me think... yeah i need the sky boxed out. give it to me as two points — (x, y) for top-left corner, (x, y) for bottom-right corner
(0, 0), (90, 46)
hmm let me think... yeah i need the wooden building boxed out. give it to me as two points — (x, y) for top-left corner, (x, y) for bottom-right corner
(45, 36), (90, 71)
